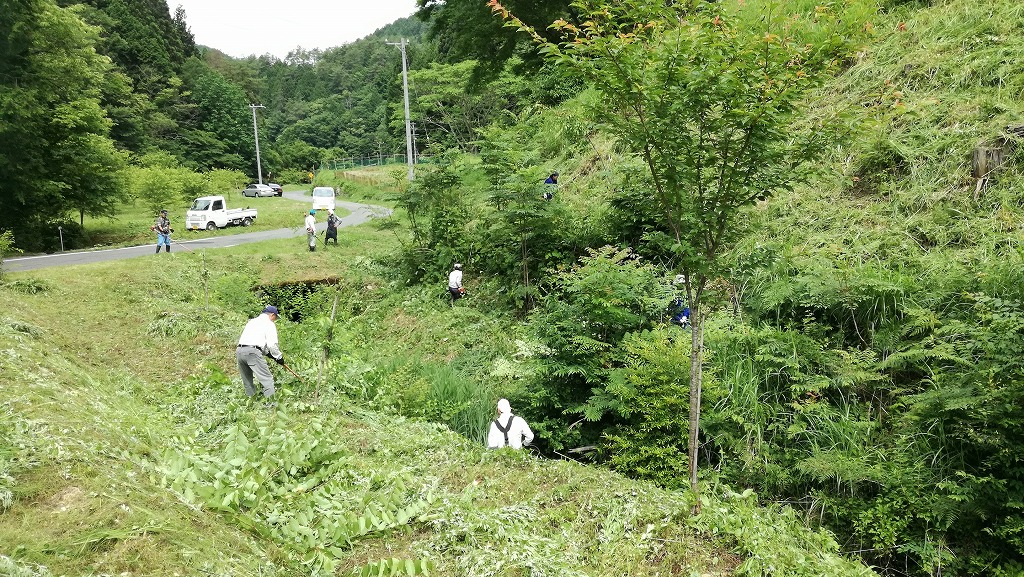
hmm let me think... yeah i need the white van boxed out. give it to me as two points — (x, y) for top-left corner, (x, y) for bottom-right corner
(311, 186), (336, 211)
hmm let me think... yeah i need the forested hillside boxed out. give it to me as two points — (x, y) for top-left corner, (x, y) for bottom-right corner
(5, 0), (1024, 575)
(0, 0), (437, 252)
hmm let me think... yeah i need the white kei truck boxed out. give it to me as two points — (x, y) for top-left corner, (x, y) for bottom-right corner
(186, 195), (258, 231)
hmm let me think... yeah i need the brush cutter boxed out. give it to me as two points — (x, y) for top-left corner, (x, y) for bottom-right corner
(281, 360), (306, 384)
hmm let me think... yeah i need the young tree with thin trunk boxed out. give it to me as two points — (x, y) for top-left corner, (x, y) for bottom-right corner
(493, 0), (870, 508)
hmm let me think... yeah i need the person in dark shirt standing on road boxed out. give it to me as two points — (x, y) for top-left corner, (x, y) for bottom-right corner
(153, 209), (171, 253)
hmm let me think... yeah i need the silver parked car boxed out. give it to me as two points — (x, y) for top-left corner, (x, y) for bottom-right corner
(243, 183), (276, 197)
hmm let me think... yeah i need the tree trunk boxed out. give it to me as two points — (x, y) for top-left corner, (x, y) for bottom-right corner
(315, 290), (341, 403)
(521, 231), (531, 310)
(688, 296), (704, 514)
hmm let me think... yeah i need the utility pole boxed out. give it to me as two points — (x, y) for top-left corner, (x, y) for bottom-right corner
(411, 121), (419, 165)
(249, 104), (266, 184)
(386, 38), (414, 181)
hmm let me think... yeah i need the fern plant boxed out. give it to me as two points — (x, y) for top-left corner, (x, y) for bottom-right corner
(348, 558), (434, 577)
(160, 405), (437, 574)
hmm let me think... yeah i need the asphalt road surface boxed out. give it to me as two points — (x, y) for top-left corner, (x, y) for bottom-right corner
(5, 197), (392, 273)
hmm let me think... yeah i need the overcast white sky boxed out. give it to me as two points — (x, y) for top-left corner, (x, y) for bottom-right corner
(168, 0), (420, 59)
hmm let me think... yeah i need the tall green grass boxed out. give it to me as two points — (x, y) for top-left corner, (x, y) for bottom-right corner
(359, 355), (496, 444)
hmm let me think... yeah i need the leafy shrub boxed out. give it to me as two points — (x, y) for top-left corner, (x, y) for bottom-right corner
(127, 165), (187, 215)
(604, 161), (673, 261)
(361, 356), (496, 444)
(205, 168), (247, 194)
(887, 293), (1024, 573)
(601, 328), (692, 487)
(273, 168), (306, 186)
(7, 219), (87, 253)
(0, 231), (18, 279)
(394, 150), (470, 283)
(693, 487), (875, 577)
(177, 169), (209, 205)
(126, 160), (244, 214)
(524, 246), (671, 450)
(472, 122), (585, 310)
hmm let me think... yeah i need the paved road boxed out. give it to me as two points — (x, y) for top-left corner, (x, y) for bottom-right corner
(4, 197), (392, 272)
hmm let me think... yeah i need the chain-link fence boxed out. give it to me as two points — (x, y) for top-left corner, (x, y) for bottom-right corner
(315, 154), (434, 172)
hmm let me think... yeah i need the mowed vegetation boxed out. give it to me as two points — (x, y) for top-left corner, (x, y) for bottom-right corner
(0, 213), (870, 576)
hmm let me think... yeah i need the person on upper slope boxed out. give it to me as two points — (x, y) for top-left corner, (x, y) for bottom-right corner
(543, 171), (559, 200)
(670, 274), (690, 329)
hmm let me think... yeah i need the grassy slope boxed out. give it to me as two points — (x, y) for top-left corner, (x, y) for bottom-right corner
(755, 0), (1024, 262)
(16, 1), (1010, 571)
(0, 210), (871, 576)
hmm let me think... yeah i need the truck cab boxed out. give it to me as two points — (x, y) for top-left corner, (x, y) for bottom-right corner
(186, 195), (258, 231)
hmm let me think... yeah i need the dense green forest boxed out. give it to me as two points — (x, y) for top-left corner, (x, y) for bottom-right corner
(5, 0), (1024, 575)
(1, 0), (432, 251)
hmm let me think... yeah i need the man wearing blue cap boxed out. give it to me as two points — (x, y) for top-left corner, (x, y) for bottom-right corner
(305, 209), (317, 252)
(236, 305), (285, 400)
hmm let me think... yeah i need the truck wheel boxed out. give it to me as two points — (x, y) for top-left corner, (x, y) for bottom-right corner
(206, 222), (217, 231)
(242, 217), (252, 227)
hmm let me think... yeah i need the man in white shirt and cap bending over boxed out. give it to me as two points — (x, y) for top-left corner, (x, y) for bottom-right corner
(488, 398), (534, 449)
(237, 305), (285, 400)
